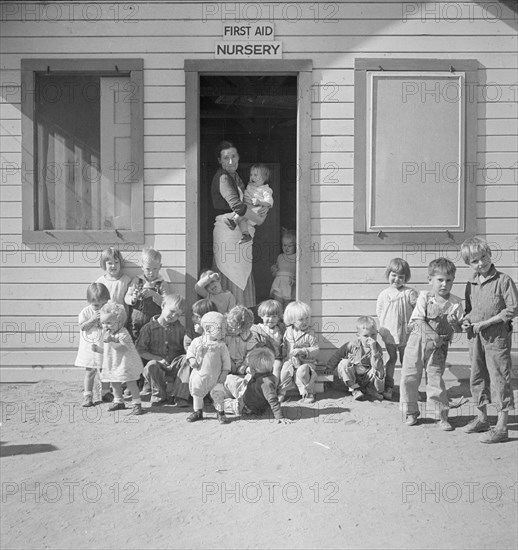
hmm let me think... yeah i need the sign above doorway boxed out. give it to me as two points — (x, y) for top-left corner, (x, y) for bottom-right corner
(215, 23), (282, 58)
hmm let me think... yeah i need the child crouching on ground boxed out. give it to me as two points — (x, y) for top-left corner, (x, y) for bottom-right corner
(399, 258), (464, 430)
(327, 316), (385, 401)
(224, 347), (291, 423)
(186, 311), (231, 424)
(278, 301), (319, 404)
(461, 236), (518, 444)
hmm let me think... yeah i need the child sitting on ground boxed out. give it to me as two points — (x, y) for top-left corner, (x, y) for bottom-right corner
(460, 236), (518, 444)
(224, 347), (291, 423)
(327, 316), (385, 401)
(194, 269), (237, 314)
(186, 312), (231, 424)
(278, 301), (319, 404)
(399, 257), (464, 430)
(136, 294), (186, 407)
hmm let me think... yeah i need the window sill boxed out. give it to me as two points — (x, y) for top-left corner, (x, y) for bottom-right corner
(22, 230), (145, 245)
(354, 230), (476, 246)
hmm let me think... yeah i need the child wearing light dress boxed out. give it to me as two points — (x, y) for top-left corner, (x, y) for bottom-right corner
(96, 247), (131, 310)
(251, 299), (285, 383)
(194, 269), (237, 314)
(278, 301), (319, 404)
(186, 311), (231, 424)
(225, 163), (273, 244)
(376, 258), (418, 400)
(270, 228), (297, 308)
(75, 283), (111, 407)
(93, 302), (144, 415)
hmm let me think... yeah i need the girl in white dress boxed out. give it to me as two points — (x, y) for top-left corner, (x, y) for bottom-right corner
(376, 258), (418, 400)
(270, 228), (297, 308)
(96, 247), (131, 310)
(93, 302), (144, 415)
(75, 283), (110, 407)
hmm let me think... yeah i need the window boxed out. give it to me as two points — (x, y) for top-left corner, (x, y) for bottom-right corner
(21, 59), (144, 243)
(354, 58), (478, 245)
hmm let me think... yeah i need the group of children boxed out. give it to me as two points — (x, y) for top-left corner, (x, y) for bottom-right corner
(75, 237), (517, 443)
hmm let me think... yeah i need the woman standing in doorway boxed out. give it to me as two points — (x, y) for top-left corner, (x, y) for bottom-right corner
(211, 141), (267, 307)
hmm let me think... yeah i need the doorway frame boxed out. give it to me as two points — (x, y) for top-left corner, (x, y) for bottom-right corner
(184, 59), (313, 310)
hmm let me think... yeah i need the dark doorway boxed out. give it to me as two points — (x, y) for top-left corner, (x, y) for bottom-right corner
(199, 74), (298, 303)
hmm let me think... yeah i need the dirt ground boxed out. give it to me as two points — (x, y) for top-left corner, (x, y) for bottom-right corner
(1, 375), (517, 550)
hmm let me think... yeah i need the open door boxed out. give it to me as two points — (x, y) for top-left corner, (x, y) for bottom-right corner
(185, 60), (312, 314)
(199, 75), (297, 304)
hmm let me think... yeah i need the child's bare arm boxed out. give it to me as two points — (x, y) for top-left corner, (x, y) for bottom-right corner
(195, 272), (218, 297)
(79, 315), (99, 331)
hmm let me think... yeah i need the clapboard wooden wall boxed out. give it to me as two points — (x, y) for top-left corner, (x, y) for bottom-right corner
(1, 1), (517, 370)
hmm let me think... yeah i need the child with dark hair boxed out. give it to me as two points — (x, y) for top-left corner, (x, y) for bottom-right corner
(376, 257), (418, 400)
(75, 283), (111, 407)
(399, 257), (464, 430)
(251, 299), (285, 382)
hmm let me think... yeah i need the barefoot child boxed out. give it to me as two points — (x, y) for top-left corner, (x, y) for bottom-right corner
(194, 269), (236, 314)
(186, 312), (231, 424)
(270, 228), (297, 308)
(136, 294), (186, 406)
(93, 302), (144, 415)
(278, 301), (319, 404)
(461, 237), (518, 443)
(399, 258), (464, 430)
(327, 316), (385, 401)
(75, 283), (111, 407)
(225, 163), (273, 244)
(376, 258), (418, 400)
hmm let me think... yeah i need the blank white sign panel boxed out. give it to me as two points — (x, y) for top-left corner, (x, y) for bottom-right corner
(367, 72), (465, 231)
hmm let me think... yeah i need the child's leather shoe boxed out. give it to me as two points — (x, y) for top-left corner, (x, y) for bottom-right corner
(108, 402), (126, 412)
(186, 410), (203, 422)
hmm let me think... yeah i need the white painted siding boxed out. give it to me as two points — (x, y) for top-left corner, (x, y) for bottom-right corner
(1, 1), (517, 369)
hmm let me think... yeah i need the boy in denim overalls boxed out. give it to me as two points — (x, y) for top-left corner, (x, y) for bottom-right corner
(400, 258), (464, 430)
(461, 237), (518, 444)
